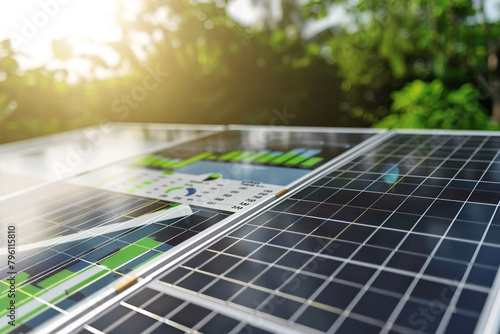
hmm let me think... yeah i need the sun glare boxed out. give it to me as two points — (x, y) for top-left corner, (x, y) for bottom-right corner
(0, 0), (127, 74)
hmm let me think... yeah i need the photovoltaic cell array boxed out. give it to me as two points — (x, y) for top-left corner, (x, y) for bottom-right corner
(77, 287), (273, 334)
(0, 183), (230, 334)
(0, 128), (378, 333)
(79, 132), (500, 334)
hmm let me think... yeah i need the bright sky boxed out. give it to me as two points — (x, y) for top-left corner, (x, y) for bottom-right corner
(0, 0), (264, 70)
(0, 0), (261, 81)
(0, 0), (498, 79)
(0, 1), (121, 66)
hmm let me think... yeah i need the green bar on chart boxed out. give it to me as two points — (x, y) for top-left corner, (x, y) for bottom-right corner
(163, 158), (181, 168)
(219, 150), (241, 161)
(284, 155), (308, 166)
(256, 151), (283, 163)
(285, 149), (322, 166)
(244, 150), (270, 162)
(151, 156), (167, 167)
(233, 151), (255, 161)
(160, 159), (173, 168)
(300, 157), (325, 167)
(161, 159), (178, 168)
(228, 152), (247, 161)
(270, 148), (306, 165)
(133, 155), (155, 166)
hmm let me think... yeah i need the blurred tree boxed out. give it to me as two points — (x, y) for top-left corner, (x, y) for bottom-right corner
(94, 0), (352, 127)
(375, 79), (490, 129)
(0, 39), (101, 143)
(0, 0), (498, 144)
(0, 0), (358, 144)
(303, 0), (500, 128)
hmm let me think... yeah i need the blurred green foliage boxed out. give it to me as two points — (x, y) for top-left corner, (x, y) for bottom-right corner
(375, 80), (492, 129)
(0, 39), (109, 143)
(307, 0), (500, 128)
(0, 0), (499, 144)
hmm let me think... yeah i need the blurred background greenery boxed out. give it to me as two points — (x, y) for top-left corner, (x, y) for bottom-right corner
(0, 0), (499, 144)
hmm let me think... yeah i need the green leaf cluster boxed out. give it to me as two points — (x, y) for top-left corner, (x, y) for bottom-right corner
(374, 79), (494, 129)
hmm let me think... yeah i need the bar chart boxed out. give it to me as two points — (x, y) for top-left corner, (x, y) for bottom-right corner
(132, 147), (326, 170)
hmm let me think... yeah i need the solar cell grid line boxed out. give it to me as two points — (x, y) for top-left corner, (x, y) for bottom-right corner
(190, 310), (227, 333)
(439, 214), (500, 330)
(362, 140), (490, 280)
(192, 241), (316, 312)
(0, 198), (152, 300)
(274, 135), (428, 225)
(333, 139), (480, 201)
(159, 247), (329, 333)
(382, 135), (497, 331)
(37, 205), (219, 278)
(293, 134), (415, 193)
(172, 127), (438, 324)
(284, 133), (465, 331)
(191, 309), (265, 334)
(54, 132), (392, 334)
(229, 133), (482, 332)
(160, 136), (434, 294)
(0, 191), (205, 331)
(35, 206), (230, 334)
(0, 191), (148, 276)
(0, 188), (131, 239)
(175, 218), (342, 307)
(290, 136), (438, 215)
(118, 301), (193, 333)
(145, 280), (308, 334)
(153, 133), (496, 334)
(321, 134), (481, 334)
(82, 285), (273, 334)
(292, 162), (488, 280)
(0, 191), (127, 273)
(82, 326), (104, 334)
(0, 185), (104, 227)
(318, 141), (436, 191)
(152, 133), (460, 332)
(206, 225), (489, 295)
(345, 135), (448, 172)
(18, 195), (140, 243)
(352, 134), (500, 332)
(17, 223), (135, 283)
(39, 130), (500, 334)
(124, 290), (205, 333)
(314, 134), (490, 324)
(381, 137), (500, 334)
(228, 322), (274, 334)
(284, 134), (452, 246)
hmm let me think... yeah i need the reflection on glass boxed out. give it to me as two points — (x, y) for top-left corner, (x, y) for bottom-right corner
(382, 163), (400, 184)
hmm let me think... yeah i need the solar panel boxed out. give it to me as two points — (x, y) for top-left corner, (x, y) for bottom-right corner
(49, 130), (500, 334)
(0, 126), (380, 334)
(0, 123), (216, 200)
